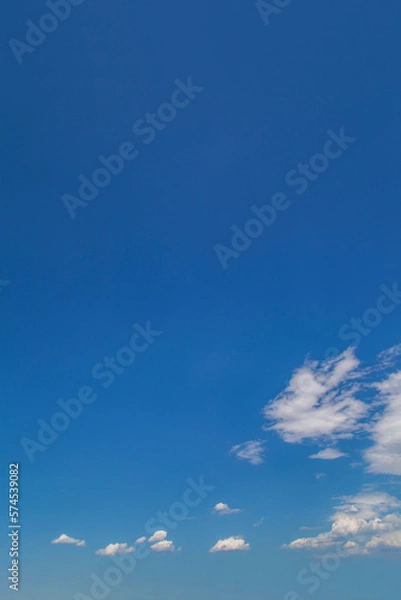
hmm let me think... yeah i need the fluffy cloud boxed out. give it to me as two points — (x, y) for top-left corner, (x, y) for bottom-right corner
(150, 540), (175, 553)
(365, 370), (401, 476)
(309, 448), (348, 460)
(263, 348), (367, 443)
(213, 502), (242, 515)
(209, 536), (250, 553)
(135, 536), (147, 544)
(284, 491), (401, 554)
(51, 534), (85, 547)
(366, 530), (401, 549)
(95, 543), (134, 556)
(261, 345), (401, 474)
(230, 440), (265, 465)
(148, 530), (168, 543)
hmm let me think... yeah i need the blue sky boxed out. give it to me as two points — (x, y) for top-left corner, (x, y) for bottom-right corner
(2, 1), (401, 599)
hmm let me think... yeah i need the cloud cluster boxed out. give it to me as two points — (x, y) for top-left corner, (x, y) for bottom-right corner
(284, 491), (401, 554)
(257, 345), (401, 477)
(94, 530), (176, 556)
(209, 536), (250, 553)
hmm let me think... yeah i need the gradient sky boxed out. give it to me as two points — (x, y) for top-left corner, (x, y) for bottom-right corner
(2, 1), (401, 599)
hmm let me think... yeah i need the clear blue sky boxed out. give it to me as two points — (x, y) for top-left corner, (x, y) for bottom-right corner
(2, 1), (401, 599)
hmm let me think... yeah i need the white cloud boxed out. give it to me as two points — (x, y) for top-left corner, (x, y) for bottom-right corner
(253, 517), (265, 527)
(148, 530), (168, 543)
(150, 540), (175, 553)
(284, 490), (401, 554)
(230, 440), (265, 465)
(365, 370), (401, 476)
(95, 543), (134, 556)
(213, 502), (242, 515)
(376, 344), (401, 370)
(51, 534), (85, 547)
(263, 348), (367, 443)
(309, 448), (348, 460)
(135, 536), (147, 544)
(209, 536), (250, 553)
(366, 529), (401, 549)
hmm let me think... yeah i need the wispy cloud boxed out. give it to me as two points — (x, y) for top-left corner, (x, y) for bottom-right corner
(309, 448), (348, 460)
(230, 440), (265, 465)
(253, 517), (265, 527)
(263, 348), (366, 443)
(376, 344), (401, 370)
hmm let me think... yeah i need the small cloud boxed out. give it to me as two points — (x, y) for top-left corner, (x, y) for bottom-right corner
(310, 448), (348, 460)
(148, 530), (168, 543)
(316, 473), (327, 479)
(209, 536), (250, 553)
(213, 502), (242, 515)
(135, 536), (147, 544)
(150, 540), (175, 553)
(51, 534), (85, 547)
(253, 517), (265, 527)
(230, 440), (265, 465)
(95, 543), (134, 556)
